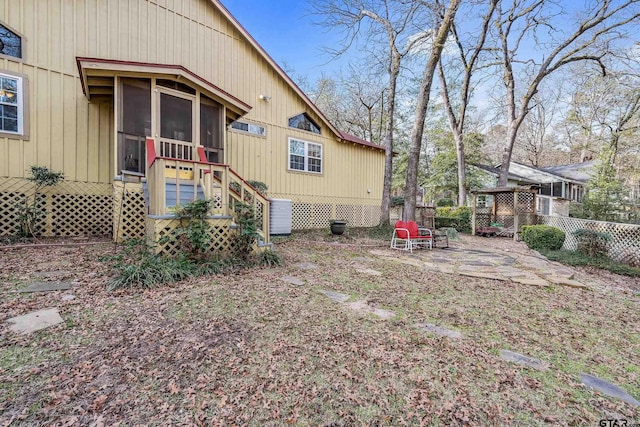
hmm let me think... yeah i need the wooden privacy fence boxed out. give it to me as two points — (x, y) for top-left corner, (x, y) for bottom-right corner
(537, 215), (640, 266)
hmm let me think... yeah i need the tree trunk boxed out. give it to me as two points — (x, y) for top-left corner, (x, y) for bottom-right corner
(454, 129), (467, 205)
(379, 67), (399, 226)
(403, 0), (461, 221)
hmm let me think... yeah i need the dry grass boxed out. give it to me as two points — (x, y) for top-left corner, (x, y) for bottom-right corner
(0, 232), (639, 426)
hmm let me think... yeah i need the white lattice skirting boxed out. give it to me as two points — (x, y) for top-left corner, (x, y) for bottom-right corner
(537, 215), (640, 266)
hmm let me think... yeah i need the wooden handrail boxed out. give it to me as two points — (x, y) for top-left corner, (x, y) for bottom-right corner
(145, 138), (270, 240)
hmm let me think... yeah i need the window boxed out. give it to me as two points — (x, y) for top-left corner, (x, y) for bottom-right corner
(201, 100), (223, 163)
(0, 23), (22, 59)
(230, 120), (266, 136)
(553, 181), (564, 198)
(0, 73), (23, 135)
(118, 78), (151, 174)
(288, 137), (322, 173)
(288, 113), (320, 134)
(537, 196), (550, 215)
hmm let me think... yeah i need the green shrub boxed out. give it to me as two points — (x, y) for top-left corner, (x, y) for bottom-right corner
(542, 249), (640, 277)
(257, 250), (282, 267)
(436, 198), (454, 207)
(521, 225), (565, 251)
(573, 228), (612, 258)
(247, 180), (268, 196)
(232, 201), (260, 260)
(101, 239), (194, 291)
(435, 206), (471, 233)
(169, 199), (216, 261)
(15, 166), (64, 237)
(390, 196), (405, 207)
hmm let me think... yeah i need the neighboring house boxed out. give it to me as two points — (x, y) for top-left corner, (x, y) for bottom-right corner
(471, 161), (594, 216)
(0, 0), (385, 247)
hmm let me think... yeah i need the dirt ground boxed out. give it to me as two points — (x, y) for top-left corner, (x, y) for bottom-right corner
(1, 233), (638, 426)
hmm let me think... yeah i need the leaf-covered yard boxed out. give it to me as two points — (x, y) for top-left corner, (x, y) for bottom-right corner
(1, 233), (639, 426)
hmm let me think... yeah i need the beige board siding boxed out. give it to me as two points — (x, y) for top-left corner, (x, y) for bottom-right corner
(227, 124), (384, 203)
(1, 0), (384, 203)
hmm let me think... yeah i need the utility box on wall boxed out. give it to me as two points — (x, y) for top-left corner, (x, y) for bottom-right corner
(269, 199), (292, 235)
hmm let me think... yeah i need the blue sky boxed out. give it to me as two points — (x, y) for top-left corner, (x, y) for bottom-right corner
(222, 0), (349, 82)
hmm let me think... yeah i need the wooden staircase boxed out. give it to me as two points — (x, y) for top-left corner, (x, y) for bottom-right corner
(144, 138), (270, 249)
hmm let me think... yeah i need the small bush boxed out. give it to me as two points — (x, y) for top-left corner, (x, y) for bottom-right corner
(435, 206), (471, 233)
(436, 198), (454, 207)
(102, 239), (194, 290)
(521, 225), (565, 251)
(390, 196), (405, 207)
(15, 166), (64, 237)
(542, 249), (640, 277)
(573, 228), (612, 258)
(257, 250), (282, 267)
(247, 180), (268, 196)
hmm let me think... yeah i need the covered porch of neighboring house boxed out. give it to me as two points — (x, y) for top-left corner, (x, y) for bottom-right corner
(471, 187), (537, 241)
(77, 58), (270, 254)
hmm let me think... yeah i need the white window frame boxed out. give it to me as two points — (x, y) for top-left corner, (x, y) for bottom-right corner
(229, 120), (266, 137)
(0, 72), (24, 136)
(288, 137), (323, 174)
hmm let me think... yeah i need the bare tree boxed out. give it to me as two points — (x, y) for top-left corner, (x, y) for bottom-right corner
(488, 0), (640, 186)
(513, 87), (563, 167)
(438, 0), (497, 206)
(403, 0), (461, 221)
(313, 0), (434, 225)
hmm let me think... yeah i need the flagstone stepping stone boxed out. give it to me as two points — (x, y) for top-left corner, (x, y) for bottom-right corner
(465, 261), (494, 267)
(294, 262), (317, 270)
(281, 276), (305, 286)
(353, 257), (374, 263)
(500, 350), (549, 370)
(435, 265), (456, 274)
(346, 300), (395, 319)
(552, 268), (575, 280)
(61, 294), (76, 301)
(459, 271), (507, 281)
(354, 267), (382, 276)
(544, 276), (589, 289)
(510, 276), (548, 287)
(395, 258), (426, 268)
(320, 290), (350, 303)
(581, 373), (640, 407)
(416, 323), (462, 339)
(37, 261), (71, 269)
(6, 308), (64, 334)
(19, 281), (72, 293)
(33, 270), (71, 278)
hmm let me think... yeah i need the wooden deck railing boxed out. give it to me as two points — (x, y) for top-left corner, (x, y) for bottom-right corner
(146, 138), (270, 240)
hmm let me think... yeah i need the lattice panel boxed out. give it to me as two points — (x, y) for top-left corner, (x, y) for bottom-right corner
(336, 204), (358, 226)
(114, 183), (147, 242)
(313, 204), (333, 227)
(292, 203), (312, 229)
(476, 207), (491, 228)
(50, 194), (112, 236)
(538, 215), (640, 265)
(147, 217), (236, 257)
(496, 192), (515, 215)
(0, 192), (26, 236)
(271, 192), (381, 230)
(0, 178), (113, 237)
(255, 202), (265, 232)
(494, 215), (515, 228)
(362, 206), (380, 227)
(517, 192), (536, 213)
